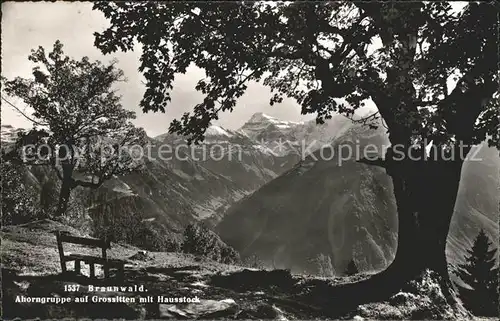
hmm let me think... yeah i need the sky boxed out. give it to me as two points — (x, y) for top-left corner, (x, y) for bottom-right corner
(1, 2), (467, 137)
(1, 2), (314, 137)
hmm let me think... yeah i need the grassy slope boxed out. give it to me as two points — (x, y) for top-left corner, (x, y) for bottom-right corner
(1, 219), (236, 275)
(2, 219), (494, 320)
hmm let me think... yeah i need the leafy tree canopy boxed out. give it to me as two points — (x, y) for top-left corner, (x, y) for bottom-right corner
(2, 41), (147, 189)
(93, 2), (498, 149)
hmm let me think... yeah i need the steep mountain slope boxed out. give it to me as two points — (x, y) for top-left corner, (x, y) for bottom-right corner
(153, 124), (301, 225)
(88, 142), (245, 229)
(217, 122), (500, 275)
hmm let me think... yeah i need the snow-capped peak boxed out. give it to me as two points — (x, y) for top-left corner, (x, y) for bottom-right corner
(239, 113), (307, 139)
(247, 112), (304, 126)
(247, 112), (276, 123)
(205, 125), (233, 137)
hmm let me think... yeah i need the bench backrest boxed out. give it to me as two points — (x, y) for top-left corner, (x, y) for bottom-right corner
(55, 231), (111, 258)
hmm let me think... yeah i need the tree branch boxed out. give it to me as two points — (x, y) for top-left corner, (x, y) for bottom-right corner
(1, 96), (49, 126)
(346, 111), (380, 125)
(74, 179), (101, 189)
(357, 157), (386, 168)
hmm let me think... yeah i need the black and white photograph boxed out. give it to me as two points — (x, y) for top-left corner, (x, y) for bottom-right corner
(1, 1), (499, 320)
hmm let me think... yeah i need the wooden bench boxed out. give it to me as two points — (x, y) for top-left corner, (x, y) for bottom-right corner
(55, 231), (126, 279)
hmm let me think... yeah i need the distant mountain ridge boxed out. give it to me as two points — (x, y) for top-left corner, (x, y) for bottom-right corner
(4, 112), (497, 276)
(238, 112), (353, 157)
(1, 113), (350, 240)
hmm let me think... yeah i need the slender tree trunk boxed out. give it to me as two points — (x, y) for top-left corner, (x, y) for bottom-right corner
(55, 179), (72, 217)
(55, 164), (75, 217)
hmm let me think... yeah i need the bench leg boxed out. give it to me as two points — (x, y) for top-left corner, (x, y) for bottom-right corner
(60, 260), (67, 274)
(90, 263), (95, 279)
(104, 264), (110, 278)
(75, 260), (81, 275)
(118, 264), (125, 280)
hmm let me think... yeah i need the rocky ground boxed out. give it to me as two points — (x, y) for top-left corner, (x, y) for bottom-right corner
(1, 220), (494, 320)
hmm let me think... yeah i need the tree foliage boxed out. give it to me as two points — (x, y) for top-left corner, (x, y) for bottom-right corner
(182, 223), (240, 264)
(0, 160), (42, 225)
(89, 195), (181, 251)
(244, 254), (265, 269)
(39, 176), (60, 216)
(2, 41), (148, 216)
(455, 229), (499, 316)
(93, 2), (498, 149)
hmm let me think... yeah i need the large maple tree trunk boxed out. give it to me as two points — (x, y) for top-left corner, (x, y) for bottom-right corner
(388, 156), (464, 296)
(314, 150), (469, 317)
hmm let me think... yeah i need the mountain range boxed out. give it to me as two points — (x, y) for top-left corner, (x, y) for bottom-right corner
(2, 111), (498, 275)
(0, 114), (341, 237)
